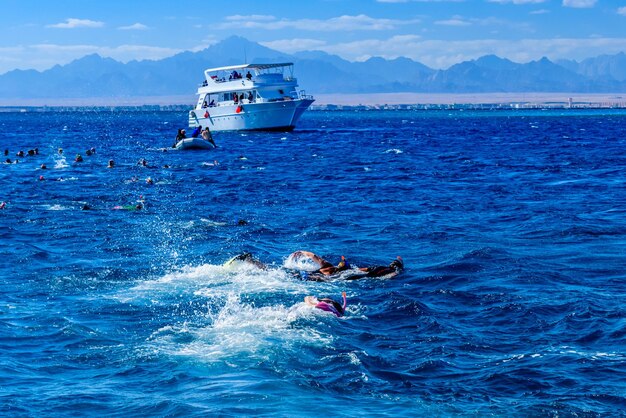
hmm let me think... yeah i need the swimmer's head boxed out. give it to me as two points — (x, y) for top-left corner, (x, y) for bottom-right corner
(319, 298), (345, 317)
(336, 255), (350, 269)
(390, 256), (404, 270)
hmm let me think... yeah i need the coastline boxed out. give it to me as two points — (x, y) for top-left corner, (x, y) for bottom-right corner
(0, 92), (625, 108)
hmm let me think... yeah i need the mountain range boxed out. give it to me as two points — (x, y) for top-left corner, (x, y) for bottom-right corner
(1, 36), (625, 100)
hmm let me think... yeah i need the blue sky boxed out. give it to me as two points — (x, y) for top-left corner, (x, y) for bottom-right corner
(1, 0), (625, 74)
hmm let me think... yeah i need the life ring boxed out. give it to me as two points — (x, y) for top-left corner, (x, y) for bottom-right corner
(236, 105), (243, 114)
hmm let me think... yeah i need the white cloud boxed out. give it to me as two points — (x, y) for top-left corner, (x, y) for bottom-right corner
(260, 38), (328, 52)
(219, 14), (420, 31)
(435, 17), (471, 26)
(118, 23), (148, 30)
(46, 18), (104, 29)
(225, 14), (276, 21)
(562, 0), (597, 8)
(618, 6), (626, 16)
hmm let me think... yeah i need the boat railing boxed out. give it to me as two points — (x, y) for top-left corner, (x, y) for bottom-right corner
(298, 90), (314, 100)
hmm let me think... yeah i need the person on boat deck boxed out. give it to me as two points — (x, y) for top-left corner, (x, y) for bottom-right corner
(246, 71), (252, 80)
(209, 99), (215, 106)
(233, 93), (239, 104)
(305, 292), (347, 317)
(202, 100), (208, 108)
(248, 91), (254, 103)
(290, 250), (404, 281)
(201, 127), (217, 147)
(191, 125), (202, 138)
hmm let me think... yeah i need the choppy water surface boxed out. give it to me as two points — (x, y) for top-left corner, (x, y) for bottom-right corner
(1, 109), (625, 416)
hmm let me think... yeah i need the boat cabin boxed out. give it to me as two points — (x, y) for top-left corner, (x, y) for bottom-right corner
(194, 63), (302, 110)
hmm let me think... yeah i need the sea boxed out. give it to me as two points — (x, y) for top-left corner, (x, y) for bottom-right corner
(0, 108), (625, 417)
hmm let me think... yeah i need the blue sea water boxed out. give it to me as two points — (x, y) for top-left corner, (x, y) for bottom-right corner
(0, 108), (625, 417)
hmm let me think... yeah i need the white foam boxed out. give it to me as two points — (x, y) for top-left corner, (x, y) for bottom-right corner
(147, 295), (332, 363)
(53, 155), (68, 169)
(121, 261), (307, 304)
(45, 204), (69, 211)
(199, 218), (227, 227)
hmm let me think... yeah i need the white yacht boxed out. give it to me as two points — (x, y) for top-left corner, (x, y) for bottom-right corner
(188, 63), (314, 131)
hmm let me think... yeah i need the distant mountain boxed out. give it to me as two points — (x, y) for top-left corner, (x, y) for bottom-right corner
(0, 36), (625, 100)
(558, 52), (626, 82)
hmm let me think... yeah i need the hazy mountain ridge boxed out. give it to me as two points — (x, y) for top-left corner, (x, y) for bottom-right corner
(1, 36), (625, 99)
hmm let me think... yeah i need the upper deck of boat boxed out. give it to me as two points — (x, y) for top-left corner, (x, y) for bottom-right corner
(197, 63), (296, 94)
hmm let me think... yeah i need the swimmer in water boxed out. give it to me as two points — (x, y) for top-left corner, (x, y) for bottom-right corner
(305, 292), (347, 317)
(343, 256), (404, 280)
(107, 160), (115, 168)
(289, 251), (351, 280)
(75, 154), (83, 162)
(290, 251), (403, 281)
(224, 252), (267, 270)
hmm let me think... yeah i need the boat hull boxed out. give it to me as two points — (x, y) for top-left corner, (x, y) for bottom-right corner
(174, 138), (215, 150)
(189, 99), (314, 132)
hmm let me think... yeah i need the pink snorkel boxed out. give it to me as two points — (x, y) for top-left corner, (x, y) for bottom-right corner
(315, 292), (347, 317)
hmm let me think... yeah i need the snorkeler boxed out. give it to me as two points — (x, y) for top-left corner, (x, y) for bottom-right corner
(340, 256), (404, 280)
(290, 251), (404, 281)
(305, 292), (347, 317)
(223, 252), (267, 270)
(289, 250), (351, 278)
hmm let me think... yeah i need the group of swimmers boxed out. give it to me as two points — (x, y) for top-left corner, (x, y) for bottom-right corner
(226, 251), (404, 318)
(4, 147), (39, 164)
(1, 144), (170, 209)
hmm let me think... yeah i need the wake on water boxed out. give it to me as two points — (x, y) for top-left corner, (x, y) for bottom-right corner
(124, 259), (346, 366)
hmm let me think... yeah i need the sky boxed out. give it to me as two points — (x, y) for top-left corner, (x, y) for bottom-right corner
(1, 0), (626, 75)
